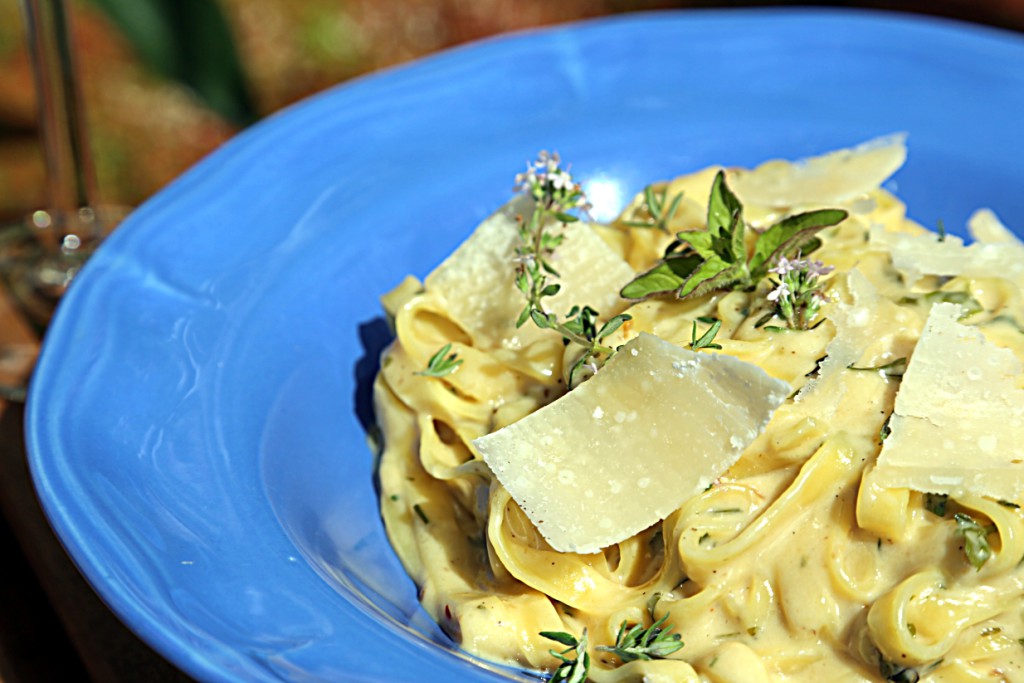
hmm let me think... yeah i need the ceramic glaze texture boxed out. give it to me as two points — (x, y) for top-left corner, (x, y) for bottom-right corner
(26, 9), (1024, 683)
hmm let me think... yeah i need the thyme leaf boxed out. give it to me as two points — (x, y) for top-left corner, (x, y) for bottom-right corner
(416, 343), (463, 378)
(540, 630), (590, 683)
(690, 319), (723, 351)
(848, 357), (908, 377)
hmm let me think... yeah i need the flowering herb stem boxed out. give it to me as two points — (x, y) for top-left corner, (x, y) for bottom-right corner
(513, 152), (630, 387)
(765, 256), (834, 330)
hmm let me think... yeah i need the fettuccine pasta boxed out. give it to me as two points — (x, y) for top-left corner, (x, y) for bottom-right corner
(373, 141), (1024, 682)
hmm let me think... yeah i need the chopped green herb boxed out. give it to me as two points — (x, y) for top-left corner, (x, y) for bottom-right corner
(596, 614), (684, 663)
(879, 414), (893, 442)
(936, 218), (947, 243)
(413, 503), (430, 524)
(998, 499), (1021, 509)
(540, 630), (590, 683)
(907, 623), (917, 636)
(954, 512), (992, 570)
(924, 493), (949, 517)
(416, 343), (463, 378)
(848, 357), (908, 378)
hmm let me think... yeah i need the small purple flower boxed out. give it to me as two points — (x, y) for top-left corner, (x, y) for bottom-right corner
(770, 256), (806, 276)
(767, 281), (791, 302)
(806, 259), (835, 278)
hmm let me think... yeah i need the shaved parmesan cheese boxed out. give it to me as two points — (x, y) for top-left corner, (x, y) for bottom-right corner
(873, 303), (1024, 503)
(797, 270), (881, 412)
(473, 333), (791, 554)
(730, 134), (906, 208)
(870, 223), (1024, 287)
(425, 196), (634, 350)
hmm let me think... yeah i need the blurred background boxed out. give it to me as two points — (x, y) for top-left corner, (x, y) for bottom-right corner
(2, 0), (1024, 225)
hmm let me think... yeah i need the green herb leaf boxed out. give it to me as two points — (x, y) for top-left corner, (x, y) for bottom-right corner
(748, 209), (847, 279)
(413, 503), (430, 524)
(924, 493), (949, 517)
(706, 170), (744, 242)
(540, 630), (591, 683)
(620, 252), (703, 300)
(622, 185), (684, 233)
(848, 357), (908, 377)
(596, 614), (684, 663)
(879, 414), (893, 442)
(954, 512), (993, 570)
(690, 319), (723, 351)
(622, 171), (845, 313)
(416, 343), (463, 378)
(597, 314), (630, 340)
(676, 258), (748, 300)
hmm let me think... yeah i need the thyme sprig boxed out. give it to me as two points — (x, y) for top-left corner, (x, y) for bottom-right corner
(513, 151), (630, 388)
(416, 343), (462, 377)
(621, 170), (847, 303)
(540, 630), (591, 683)
(621, 185), (684, 233)
(596, 614), (684, 663)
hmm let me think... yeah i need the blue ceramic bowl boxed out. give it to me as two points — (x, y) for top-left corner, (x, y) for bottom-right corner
(26, 9), (1024, 682)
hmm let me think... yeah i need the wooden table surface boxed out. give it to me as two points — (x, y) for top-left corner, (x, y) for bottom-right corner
(0, 283), (192, 682)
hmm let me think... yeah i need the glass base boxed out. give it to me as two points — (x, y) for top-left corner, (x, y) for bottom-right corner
(0, 206), (126, 336)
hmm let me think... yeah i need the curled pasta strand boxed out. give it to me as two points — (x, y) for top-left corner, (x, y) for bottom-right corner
(487, 486), (685, 613)
(955, 494), (1024, 578)
(678, 435), (862, 577)
(867, 569), (1007, 666)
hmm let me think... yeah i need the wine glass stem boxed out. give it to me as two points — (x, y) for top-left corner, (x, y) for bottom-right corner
(19, 0), (100, 247)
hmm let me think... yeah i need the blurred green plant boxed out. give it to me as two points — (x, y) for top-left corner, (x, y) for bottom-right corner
(84, 0), (257, 126)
